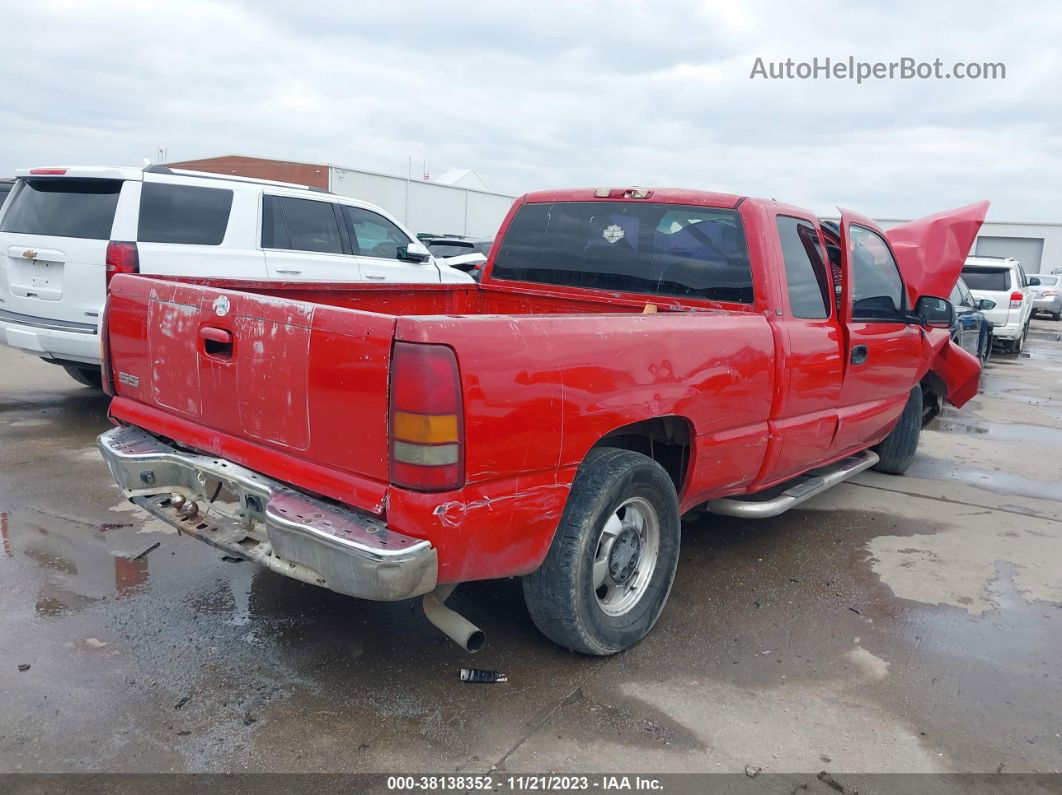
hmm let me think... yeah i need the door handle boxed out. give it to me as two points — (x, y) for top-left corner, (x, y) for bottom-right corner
(850, 344), (869, 365)
(274, 268), (301, 275)
(364, 272), (386, 280)
(200, 326), (234, 359)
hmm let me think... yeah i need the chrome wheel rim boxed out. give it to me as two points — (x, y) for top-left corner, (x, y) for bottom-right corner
(592, 497), (660, 616)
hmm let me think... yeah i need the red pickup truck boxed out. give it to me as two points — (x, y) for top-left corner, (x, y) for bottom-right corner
(98, 188), (987, 655)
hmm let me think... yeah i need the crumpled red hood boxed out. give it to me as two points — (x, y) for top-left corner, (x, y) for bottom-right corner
(885, 200), (990, 305)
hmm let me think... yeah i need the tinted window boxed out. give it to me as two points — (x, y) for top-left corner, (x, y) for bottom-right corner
(138, 182), (232, 245)
(950, 279), (974, 307)
(961, 267), (1010, 291)
(267, 197), (343, 254)
(428, 242), (475, 258)
(776, 216), (831, 318)
(343, 206), (409, 259)
(0, 178), (120, 239)
(850, 225), (905, 320)
(492, 202), (753, 303)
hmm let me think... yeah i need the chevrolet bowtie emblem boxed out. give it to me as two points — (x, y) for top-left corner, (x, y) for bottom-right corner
(22, 250), (37, 260)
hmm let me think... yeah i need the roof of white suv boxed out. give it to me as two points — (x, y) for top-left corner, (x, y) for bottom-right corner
(14, 164), (333, 194)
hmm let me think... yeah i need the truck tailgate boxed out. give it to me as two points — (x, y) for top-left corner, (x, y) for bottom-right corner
(106, 275), (396, 511)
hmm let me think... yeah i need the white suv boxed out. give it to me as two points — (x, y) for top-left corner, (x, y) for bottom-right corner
(960, 256), (1034, 354)
(0, 165), (472, 385)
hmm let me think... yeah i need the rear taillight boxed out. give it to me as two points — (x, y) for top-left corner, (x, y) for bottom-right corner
(1009, 290), (1023, 309)
(389, 342), (464, 492)
(1041, 290), (1057, 297)
(105, 241), (139, 289)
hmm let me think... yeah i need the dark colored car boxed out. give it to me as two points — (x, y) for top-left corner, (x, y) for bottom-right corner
(949, 277), (993, 361)
(418, 234), (493, 280)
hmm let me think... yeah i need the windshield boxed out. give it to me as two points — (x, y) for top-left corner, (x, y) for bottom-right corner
(961, 267), (1010, 292)
(491, 201), (753, 302)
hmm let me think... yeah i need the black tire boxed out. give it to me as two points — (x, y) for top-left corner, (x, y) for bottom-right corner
(1052, 311), (1061, 321)
(873, 384), (922, 475)
(522, 448), (681, 656)
(62, 364), (103, 389)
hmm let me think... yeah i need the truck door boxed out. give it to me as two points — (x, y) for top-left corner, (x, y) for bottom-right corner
(755, 213), (845, 486)
(831, 211), (922, 455)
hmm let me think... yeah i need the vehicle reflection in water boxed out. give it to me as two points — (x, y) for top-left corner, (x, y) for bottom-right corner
(1, 509), (152, 618)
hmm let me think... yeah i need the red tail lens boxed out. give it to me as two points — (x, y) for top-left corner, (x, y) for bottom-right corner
(1009, 290), (1023, 309)
(29, 168), (67, 175)
(389, 342), (464, 491)
(105, 241), (139, 289)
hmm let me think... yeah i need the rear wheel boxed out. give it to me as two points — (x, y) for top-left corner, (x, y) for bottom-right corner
(873, 384), (922, 476)
(62, 364), (103, 389)
(1052, 311), (1061, 321)
(522, 448), (680, 656)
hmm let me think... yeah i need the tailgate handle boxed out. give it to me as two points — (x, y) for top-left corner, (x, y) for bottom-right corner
(200, 326), (234, 359)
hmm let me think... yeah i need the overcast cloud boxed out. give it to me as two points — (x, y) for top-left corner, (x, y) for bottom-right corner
(1, 0), (1060, 220)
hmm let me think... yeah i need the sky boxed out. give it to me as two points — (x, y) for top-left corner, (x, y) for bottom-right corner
(1, 0), (1060, 221)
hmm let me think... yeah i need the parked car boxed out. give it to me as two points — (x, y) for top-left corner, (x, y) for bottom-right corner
(419, 234), (494, 280)
(0, 165), (473, 387)
(1029, 273), (1061, 320)
(97, 189), (986, 655)
(961, 256), (1034, 353)
(949, 277), (993, 361)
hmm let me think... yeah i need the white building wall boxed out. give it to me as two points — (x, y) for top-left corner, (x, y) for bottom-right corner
(328, 166), (515, 239)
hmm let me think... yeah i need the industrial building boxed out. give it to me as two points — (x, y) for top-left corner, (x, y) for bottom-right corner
(164, 154), (516, 239)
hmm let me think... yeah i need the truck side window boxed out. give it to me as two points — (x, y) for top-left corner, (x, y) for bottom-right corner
(776, 215), (831, 319)
(263, 196), (344, 255)
(850, 225), (906, 321)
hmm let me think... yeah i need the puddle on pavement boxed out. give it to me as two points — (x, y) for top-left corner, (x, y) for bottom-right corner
(927, 416), (1062, 446)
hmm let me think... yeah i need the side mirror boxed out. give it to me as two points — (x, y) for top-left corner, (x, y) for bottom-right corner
(1029, 276), (1041, 286)
(397, 241), (432, 263)
(976, 298), (996, 311)
(914, 295), (954, 329)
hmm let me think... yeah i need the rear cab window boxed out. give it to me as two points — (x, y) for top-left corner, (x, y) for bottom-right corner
(0, 178), (121, 239)
(491, 201), (753, 303)
(961, 267), (1011, 292)
(138, 182), (233, 245)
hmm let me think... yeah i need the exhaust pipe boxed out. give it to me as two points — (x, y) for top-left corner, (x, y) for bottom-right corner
(422, 584), (485, 652)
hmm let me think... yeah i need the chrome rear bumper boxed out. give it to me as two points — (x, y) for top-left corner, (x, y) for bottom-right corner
(97, 426), (437, 601)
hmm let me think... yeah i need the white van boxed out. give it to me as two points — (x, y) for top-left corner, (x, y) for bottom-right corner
(0, 165), (472, 386)
(960, 256), (1034, 354)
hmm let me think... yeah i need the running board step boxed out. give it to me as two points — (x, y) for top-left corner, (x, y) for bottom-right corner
(705, 450), (879, 519)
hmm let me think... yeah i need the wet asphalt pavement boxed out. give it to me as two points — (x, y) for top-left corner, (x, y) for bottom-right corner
(0, 323), (1060, 776)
